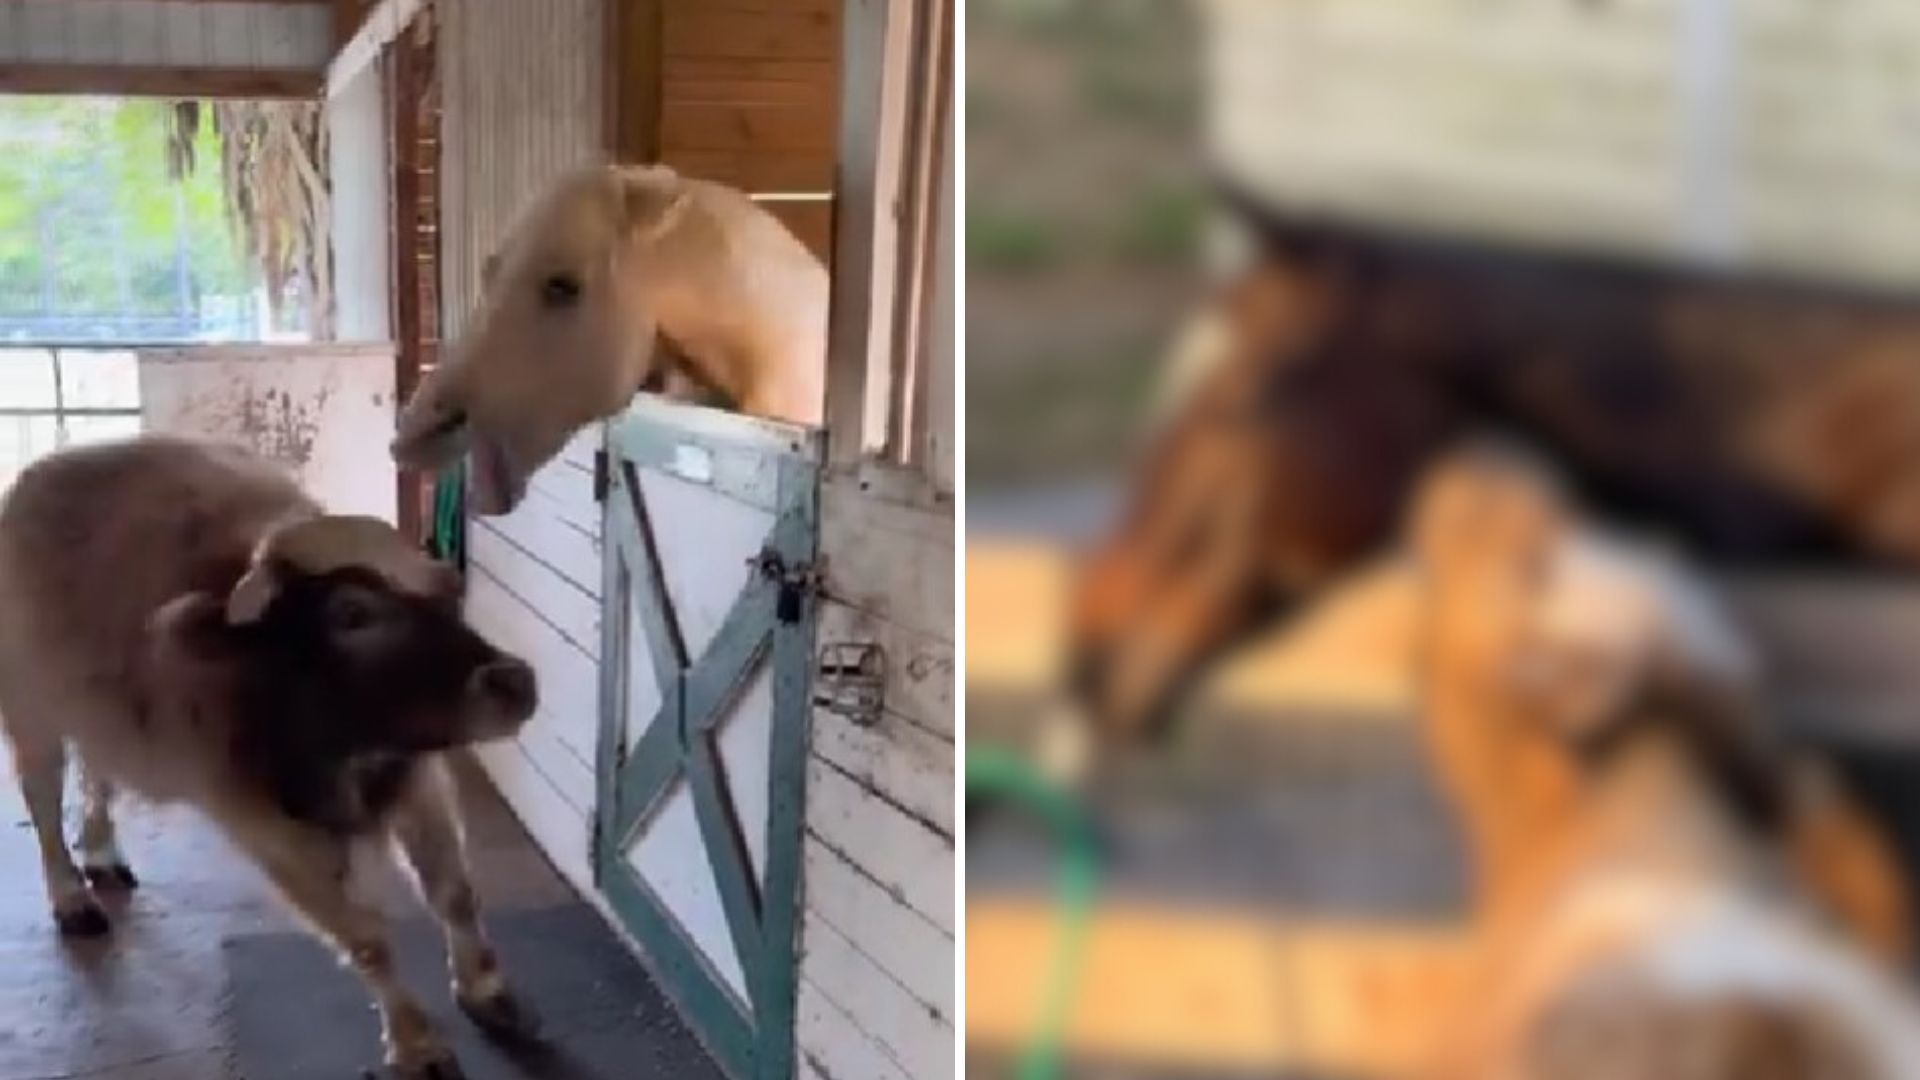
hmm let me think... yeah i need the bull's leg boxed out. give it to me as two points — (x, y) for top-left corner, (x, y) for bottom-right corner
(231, 817), (461, 1080)
(76, 763), (136, 890)
(10, 734), (106, 935)
(392, 760), (538, 1040)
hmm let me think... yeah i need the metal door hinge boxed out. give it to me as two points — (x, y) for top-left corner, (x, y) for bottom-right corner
(814, 643), (885, 726)
(750, 549), (821, 624)
(593, 449), (610, 503)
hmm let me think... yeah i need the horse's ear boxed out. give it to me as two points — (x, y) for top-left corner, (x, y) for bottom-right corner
(618, 165), (692, 243)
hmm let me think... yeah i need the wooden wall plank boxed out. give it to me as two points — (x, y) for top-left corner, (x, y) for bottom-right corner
(467, 564), (602, 770)
(470, 525), (602, 660)
(660, 101), (834, 153)
(662, 149), (832, 193)
(806, 759), (953, 934)
(811, 707), (952, 836)
(820, 478), (954, 640)
(803, 839), (953, 1021)
(664, 6), (836, 61)
(802, 913), (954, 1080)
(476, 739), (595, 890)
(479, 491), (603, 600)
(797, 978), (915, 1080)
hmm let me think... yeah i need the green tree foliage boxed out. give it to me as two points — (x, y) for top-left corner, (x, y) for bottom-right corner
(0, 98), (251, 320)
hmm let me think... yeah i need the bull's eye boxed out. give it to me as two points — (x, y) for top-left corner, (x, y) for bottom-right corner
(542, 273), (582, 308)
(326, 591), (381, 635)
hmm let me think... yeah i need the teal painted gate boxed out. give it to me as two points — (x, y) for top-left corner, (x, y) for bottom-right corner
(593, 397), (823, 1080)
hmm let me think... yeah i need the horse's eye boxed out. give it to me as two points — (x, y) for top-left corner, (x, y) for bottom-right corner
(542, 273), (582, 308)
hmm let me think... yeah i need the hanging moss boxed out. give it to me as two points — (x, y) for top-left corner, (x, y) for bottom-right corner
(165, 100), (333, 338)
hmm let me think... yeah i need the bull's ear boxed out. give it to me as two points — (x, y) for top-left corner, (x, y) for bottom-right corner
(225, 560), (282, 625)
(148, 592), (235, 661)
(618, 165), (692, 243)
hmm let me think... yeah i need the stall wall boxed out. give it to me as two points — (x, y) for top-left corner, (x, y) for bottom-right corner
(437, 0), (608, 896)
(0, 0), (329, 70)
(653, 0), (840, 260)
(138, 343), (397, 522)
(797, 477), (954, 1080)
(1209, 0), (1920, 287)
(794, 38), (956, 1080)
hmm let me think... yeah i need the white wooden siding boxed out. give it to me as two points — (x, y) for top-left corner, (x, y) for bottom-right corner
(438, 0), (605, 895)
(798, 474), (955, 1080)
(464, 434), (604, 895)
(0, 0), (330, 69)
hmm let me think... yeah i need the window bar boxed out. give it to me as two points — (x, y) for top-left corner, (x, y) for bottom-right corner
(50, 348), (68, 450)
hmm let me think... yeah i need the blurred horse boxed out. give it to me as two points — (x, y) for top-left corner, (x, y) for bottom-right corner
(1409, 445), (1920, 1080)
(1070, 209), (1920, 740)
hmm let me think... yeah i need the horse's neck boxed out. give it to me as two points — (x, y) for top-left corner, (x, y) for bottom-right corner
(656, 275), (827, 426)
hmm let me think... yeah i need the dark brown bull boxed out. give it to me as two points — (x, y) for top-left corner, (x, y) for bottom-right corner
(1071, 209), (1920, 739)
(0, 437), (539, 1080)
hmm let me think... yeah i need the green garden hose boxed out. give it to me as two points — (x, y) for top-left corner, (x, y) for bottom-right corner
(430, 460), (465, 568)
(965, 745), (1099, 1080)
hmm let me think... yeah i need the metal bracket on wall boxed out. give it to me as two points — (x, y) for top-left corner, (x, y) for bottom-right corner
(813, 642), (886, 726)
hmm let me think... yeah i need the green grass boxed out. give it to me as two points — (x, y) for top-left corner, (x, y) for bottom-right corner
(1076, 60), (1197, 131)
(1107, 184), (1208, 264)
(967, 342), (1164, 488)
(969, 205), (1071, 273)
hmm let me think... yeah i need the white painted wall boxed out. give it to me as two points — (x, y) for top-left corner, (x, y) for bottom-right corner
(0, 0), (330, 69)
(329, 63), (392, 343)
(137, 343), (398, 522)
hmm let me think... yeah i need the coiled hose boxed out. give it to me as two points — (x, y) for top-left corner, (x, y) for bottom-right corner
(965, 745), (1099, 1080)
(430, 460), (465, 568)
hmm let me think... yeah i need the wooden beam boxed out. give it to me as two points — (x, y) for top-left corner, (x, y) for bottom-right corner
(0, 63), (322, 99)
(325, 0), (422, 98)
(333, 0), (377, 48)
(43, 0), (323, 5)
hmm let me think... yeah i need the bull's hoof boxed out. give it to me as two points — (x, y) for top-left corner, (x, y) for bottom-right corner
(54, 897), (110, 937)
(459, 988), (542, 1042)
(82, 863), (139, 891)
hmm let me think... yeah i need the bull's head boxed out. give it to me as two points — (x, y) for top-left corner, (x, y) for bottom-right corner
(151, 516), (538, 758)
(392, 165), (693, 515)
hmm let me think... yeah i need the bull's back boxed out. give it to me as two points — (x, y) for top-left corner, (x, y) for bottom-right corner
(0, 438), (313, 731)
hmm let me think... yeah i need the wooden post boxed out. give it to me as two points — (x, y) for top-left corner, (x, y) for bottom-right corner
(387, 4), (432, 541)
(604, 0), (664, 163)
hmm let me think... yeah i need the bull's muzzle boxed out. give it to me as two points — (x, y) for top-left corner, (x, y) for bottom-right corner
(467, 656), (538, 736)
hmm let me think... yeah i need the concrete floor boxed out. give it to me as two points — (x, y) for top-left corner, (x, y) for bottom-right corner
(0, 745), (577, 1080)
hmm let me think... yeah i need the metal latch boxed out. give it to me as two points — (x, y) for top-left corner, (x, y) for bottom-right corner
(750, 548), (821, 624)
(592, 448), (611, 503)
(814, 643), (885, 727)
